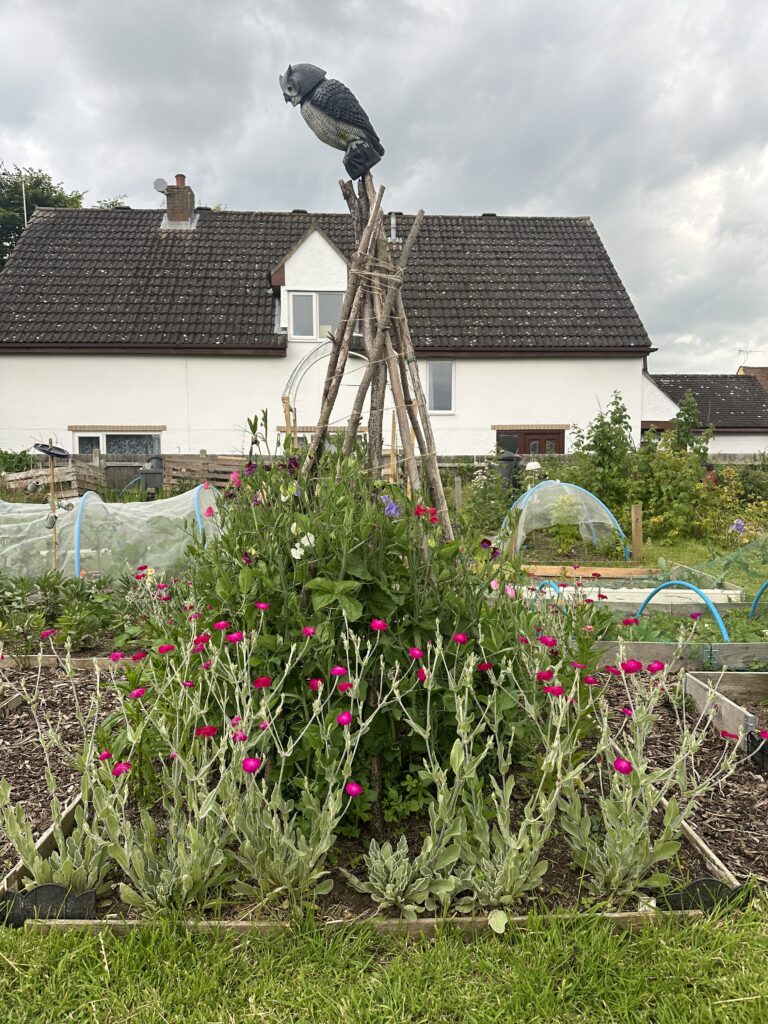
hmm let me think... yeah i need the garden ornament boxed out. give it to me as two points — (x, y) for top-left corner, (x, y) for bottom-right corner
(279, 63), (384, 179)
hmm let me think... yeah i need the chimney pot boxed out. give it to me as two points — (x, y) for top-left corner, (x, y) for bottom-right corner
(175, 173), (186, 187)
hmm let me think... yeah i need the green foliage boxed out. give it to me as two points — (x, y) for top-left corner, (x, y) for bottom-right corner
(0, 450), (35, 472)
(569, 392), (635, 514)
(0, 165), (83, 267)
(458, 450), (514, 537)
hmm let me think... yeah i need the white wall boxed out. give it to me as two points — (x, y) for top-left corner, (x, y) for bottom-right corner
(641, 372), (679, 420)
(708, 433), (768, 455)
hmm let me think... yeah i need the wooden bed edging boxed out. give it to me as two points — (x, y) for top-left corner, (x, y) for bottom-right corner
(0, 795), (83, 897)
(1, 654), (112, 670)
(24, 909), (706, 937)
(684, 673), (760, 752)
(595, 641), (768, 670)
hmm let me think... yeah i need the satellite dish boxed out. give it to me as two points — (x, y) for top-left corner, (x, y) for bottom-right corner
(153, 177), (168, 194)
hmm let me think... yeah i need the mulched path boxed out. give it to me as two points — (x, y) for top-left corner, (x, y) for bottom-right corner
(0, 663), (109, 876)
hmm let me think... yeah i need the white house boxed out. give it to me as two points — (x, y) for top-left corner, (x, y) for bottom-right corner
(0, 173), (656, 459)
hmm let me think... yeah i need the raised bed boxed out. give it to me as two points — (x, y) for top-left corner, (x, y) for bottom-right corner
(595, 640), (768, 671)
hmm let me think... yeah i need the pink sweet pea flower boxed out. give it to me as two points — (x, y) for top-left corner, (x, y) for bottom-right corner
(336, 711), (353, 726)
(613, 757), (633, 775)
(111, 762), (132, 777)
(226, 631), (244, 643)
(452, 633), (468, 645)
(536, 670), (555, 682)
(195, 725), (218, 738)
(409, 647), (424, 659)
(40, 628), (57, 639)
(489, 579), (500, 591)
(242, 757), (262, 774)
(127, 687), (146, 700)
(370, 618), (389, 632)
(252, 676), (272, 689)
(538, 636), (557, 648)
(505, 584), (516, 598)
(158, 644), (175, 654)
(302, 626), (316, 637)
(108, 651), (125, 662)
(345, 781), (363, 797)
(330, 666), (347, 677)
(98, 750), (112, 761)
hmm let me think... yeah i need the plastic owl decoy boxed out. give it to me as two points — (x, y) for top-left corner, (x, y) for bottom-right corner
(279, 63), (384, 180)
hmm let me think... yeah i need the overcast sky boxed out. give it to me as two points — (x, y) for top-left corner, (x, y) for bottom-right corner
(2, 0), (767, 372)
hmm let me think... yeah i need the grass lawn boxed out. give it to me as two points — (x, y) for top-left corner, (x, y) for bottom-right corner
(1, 913), (767, 1024)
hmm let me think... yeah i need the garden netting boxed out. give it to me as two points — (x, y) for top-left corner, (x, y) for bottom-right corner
(504, 480), (629, 558)
(0, 487), (218, 578)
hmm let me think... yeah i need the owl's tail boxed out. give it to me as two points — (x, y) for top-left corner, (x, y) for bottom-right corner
(343, 139), (383, 181)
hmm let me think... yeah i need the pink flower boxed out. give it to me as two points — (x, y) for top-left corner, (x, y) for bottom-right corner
(417, 667), (427, 683)
(336, 711), (353, 726)
(613, 757), (633, 775)
(583, 675), (600, 686)
(137, 564), (148, 571)
(259, 720), (269, 731)
(536, 670), (555, 682)
(542, 685), (566, 697)
(414, 504), (427, 517)
(477, 662), (493, 672)
(370, 618), (389, 632)
(127, 687), (146, 700)
(231, 716), (242, 725)
(505, 585), (516, 599)
(583, 624), (594, 631)
(345, 781), (363, 797)
(690, 612), (702, 621)
(202, 660), (212, 670)
(98, 750), (112, 761)
(202, 481), (210, 489)
(188, 612), (201, 621)
(302, 626), (316, 637)
(213, 621), (231, 631)
(182, 680), (195, 689)
(111, 761), (132, 777)
(490, 579), (500, 591)
(337, 681), (353, 692)
(591, 572), (602, 579)
(158, 644), (175, 654)
(108, 651), (125, 662)
(232, 730), (248, 742)
(168, 752), (178, 761)
(194, 633), (212, 645)
(605, 665), (622, 676)
(759, 730), (768, 741)
(620, 660), (643, 674)
(134, 573), (146, 580)
(330, 666), (347, 677)
(621, 706), (634, 717)
(720, 730), (739, 740)
(409, 647), (424, 659)
(538, 636), (557, 648)
(40, 628), (57, 639)
(156, 583), (169, 590)
(308, 678), (323, 692)
(453, 633), (468, 644)
(571, 662), (586, 670)
(622, 618), (639, 627)
(195, 725), (218, 738)
(518, 635), (530, 645)
(226, 631), (244, 643)
(252, 676), (272, 689)
(131, 651), (147, 662)
(204, 506), (215, 518)
(646, 661), (666, 674)
(192, 644), (205, 654)
(255, 601), (270, 610)
(242, 757), (262, 774)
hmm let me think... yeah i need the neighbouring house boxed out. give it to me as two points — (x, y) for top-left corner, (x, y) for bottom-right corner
(643, 372), (768, 454)
(0, 173), (656, 459)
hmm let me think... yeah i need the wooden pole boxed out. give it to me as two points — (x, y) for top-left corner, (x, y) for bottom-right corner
(454, 475), (462, 511)
(631, 503), (644, 561)
(48, 438), (57, 572)
(389, 412), (397, 482)
(282, 396), (292, 451)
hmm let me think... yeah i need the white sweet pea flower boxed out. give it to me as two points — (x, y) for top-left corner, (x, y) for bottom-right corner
(290, 544), (304, 560)
(300, 532), (315, 548)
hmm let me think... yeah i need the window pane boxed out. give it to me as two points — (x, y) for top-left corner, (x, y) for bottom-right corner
(78, 436), (101, 456)
(292, 294), (314, 337)
(428, 361), (453, 411)
(497, 433), (518, 453)
(528, 439), (540, 454)
(105, 434), (159, 456)
(318, 292), (343, 339)
(545, 440), (556, 454)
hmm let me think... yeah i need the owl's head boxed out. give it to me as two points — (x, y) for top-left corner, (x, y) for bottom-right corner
(279, 63), (326, 106)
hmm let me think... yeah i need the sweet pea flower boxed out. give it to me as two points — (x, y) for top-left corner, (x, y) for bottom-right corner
(242, 757), (262, 774)
(302, 626), (316, 637)
(40, 628), (57, 639)
(330, 666), (347, 677)
(542, 685), (566, 697)
(620, 660), (643, 674)
(409, 647), (424, 659)
(647, 661), (666, 674)
(490, 579), (500, 591)
(98, 751), (112, 761)
(505, 585), (516, 598)
(417, 667), (428, 683)
(336, 711), (353, 726)
(158, 644), (175, 654)
(232, 730), (248, 742)
(452, 633), (468, 645)
(252, 676), (272, 689)
(621, 706), (634, 717)
(127, 687), (146, 700)
(720, 730), (739, 740)
(111, 762), (132, 777)
(370, 618), (389, 632)
(204, 506), (215, 518)
(538, 636), (557, 648)
(195, 725), (218, 738)
(213, 621), (231, 631)
(255, 601), (270, 610)
(613, 757), (633, 775)
(308, 678), (323, 692)
(536, 670), (555, 682)
(226, 631), (244, 643)
(345, 781), (363, 797)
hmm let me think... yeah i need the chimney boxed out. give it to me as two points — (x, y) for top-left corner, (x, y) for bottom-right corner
(738, 366), (768, 391)
(160, 172), (198, 231)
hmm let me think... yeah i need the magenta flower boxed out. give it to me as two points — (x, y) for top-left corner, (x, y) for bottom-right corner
(302, 626), (316, 637)
(477, 661), (493, 672)
(182, 680), (195, 689)
(453, 633), (468, 644)
(622, 617), (639, 627)
(370, 618), (389, 632)
(621, 706), (634, 717)
(613, 757), (633, 775)
(255, 602), (270, 610)
(542, 685), (566, 697)
(127, 687), (146, 700)
(571, 662), (586, 670)
(518, 635), (530, 645)
(417, 667), (428, 683)
(226, 631), (244, 643)
(605, 665), (622, 676)
(98, 750), (112, 761)
(337, 681), (353, 692)
(202, 659), (212, 669)
(156, 583), (169, 590)
(108, 651), (125, 662)
(168, 752), (178, 760)
(345, 781), (363, 797)
(158, 644), (175, 654)
(252, 676), (272, 689)
(195, 725), (219, 738)
(505, 584), (516, 598)
(336, 711), (353, 726)
(242, 757), (262, 774)
(213, 621), (231, 631)
(646, 660), (666, 674)
(720, 730), (739, 740)
(330, 666), (347, 677)
(583, 675), (600, 686)
(231, 715), (242, 725)
(188, 612), (201, 621)
(259, 720), (269, 731)
(690, 612), (702, 621)
(620, 660), (643, 674)
(409, 647), (424, 659)
(308, 678), (323, 692)
(40, 628), (57, 639)
(536, 670), (555, 682)
(538, 636), (557, 648)
(111, 762), (132, 777)
(130, 651), (147, 662)
(136, 564), (148, 571)
(204, 506), (215, 518)
(232, 730), (248, 742)
(759, 730), (768, 741)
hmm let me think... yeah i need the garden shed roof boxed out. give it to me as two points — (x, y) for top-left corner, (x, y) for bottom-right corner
(0, 207), (653, 356)
(652, 373), (768, 431)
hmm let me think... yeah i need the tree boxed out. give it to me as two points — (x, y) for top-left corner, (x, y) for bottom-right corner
(0, 165), (84, 268)
(94, 194), (127, 210)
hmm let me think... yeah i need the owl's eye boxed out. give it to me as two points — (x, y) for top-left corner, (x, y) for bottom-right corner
(286, 83), (297, 95)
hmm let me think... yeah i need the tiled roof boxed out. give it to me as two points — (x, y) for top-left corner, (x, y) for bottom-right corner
(652, 374), (768, 430)
(0, 208), (652, 355)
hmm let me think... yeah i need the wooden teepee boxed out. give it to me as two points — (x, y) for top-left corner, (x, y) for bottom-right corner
(301, 173), (454, 541)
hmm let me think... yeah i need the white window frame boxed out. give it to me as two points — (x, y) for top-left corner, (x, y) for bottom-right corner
(426, 360), (455, 415)
(289, 291), (316, 339)
(72, 430), (162, 457)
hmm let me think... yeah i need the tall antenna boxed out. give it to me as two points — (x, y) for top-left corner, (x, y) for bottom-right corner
(20, 170), (28, 228)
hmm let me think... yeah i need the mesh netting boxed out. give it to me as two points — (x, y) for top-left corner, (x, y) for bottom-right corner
(691, 536), (768, 590)
(0, 487), (218, 578)
(505, 480), (628, 558)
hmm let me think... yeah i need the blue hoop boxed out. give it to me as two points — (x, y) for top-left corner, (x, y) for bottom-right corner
(73, 491), (97, 578)
(635, 580), (731, 642)
(537, 580), (562, 599)
(749, 580), (768, 619)
(192, 484), (206, 538)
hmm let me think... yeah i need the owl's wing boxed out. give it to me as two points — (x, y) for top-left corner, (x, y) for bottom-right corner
(310, 79), (384, 155)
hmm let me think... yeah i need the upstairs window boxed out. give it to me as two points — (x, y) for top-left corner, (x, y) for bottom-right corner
(427, 360), (454, 413)
(290, 292), (345, 340)
(291, 293), (315, 338)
